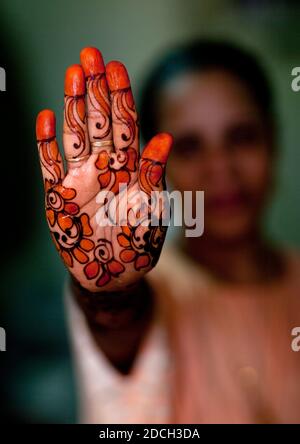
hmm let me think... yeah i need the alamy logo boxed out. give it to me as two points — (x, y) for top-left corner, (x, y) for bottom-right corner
(291, 327), (300, 352)
(0, 67), (6, 91)
(0, 327), (6, 351)
(94, 185), (205, 237)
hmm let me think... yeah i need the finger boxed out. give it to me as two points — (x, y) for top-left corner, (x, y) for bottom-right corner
(106, 61), (138, 154)
(63, 64), (90, 168)
(36, 109), (65, 188)
(139, 132), (173, 193)
(80, 47), (113, 154)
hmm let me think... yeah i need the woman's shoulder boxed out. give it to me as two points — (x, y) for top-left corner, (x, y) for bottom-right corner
(146, 242), (213, 306)
(284, 247), (300, 268)
(281, 247), (300, 288)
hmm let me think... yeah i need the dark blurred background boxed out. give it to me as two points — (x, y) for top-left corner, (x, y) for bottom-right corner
(0, 0), (300, 423)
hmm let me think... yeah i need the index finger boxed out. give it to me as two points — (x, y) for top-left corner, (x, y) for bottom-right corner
(63, 64), (90, 168)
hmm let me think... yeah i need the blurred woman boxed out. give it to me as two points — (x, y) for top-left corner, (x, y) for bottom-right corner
(140, 40), (300, 423)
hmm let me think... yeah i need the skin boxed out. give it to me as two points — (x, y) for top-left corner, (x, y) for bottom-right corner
(158, 70), (282, 284)
(36, 48), (173, 293)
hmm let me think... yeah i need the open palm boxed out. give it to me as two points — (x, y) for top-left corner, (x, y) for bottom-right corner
(36, 47), (172, 292)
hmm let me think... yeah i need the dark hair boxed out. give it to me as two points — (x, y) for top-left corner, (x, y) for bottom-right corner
(139, 39), (275, 143)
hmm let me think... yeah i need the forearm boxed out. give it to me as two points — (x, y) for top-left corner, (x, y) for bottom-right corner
(71, 276), (154, 374)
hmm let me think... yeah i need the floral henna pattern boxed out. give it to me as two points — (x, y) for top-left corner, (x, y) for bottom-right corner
(116, 157), (168, 272)
(117, 222), (166, 271)
(93, 85), (139, 195)
(38, 126), (95, 271)
(37, 57), (172, 292)
(93, 85), (138, 196)
(45, 179), (94, 267)
(84, 239), (125, 287)
(95, 147), (137, 194)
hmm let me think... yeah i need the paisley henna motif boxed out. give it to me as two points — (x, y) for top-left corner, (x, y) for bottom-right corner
(64, 95), (87, 156)
(38, 138), (63, 185)
(110, 88), (136, 147)
(139, 158), (165, 195)
(86, 73), (111, 140)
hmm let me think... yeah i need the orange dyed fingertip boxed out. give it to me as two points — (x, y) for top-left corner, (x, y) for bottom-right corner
(106, 61), (130, 91)
(64, 64), (85, 96)
(80, 47), (105, 77)
(142, 133), (173, 164)
(36, 109), (56, 141)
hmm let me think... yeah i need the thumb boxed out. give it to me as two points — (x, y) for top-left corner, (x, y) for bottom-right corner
(139, 132), (173, 194)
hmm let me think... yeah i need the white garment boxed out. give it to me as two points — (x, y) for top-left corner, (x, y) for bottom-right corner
(65, 285), (171, 424)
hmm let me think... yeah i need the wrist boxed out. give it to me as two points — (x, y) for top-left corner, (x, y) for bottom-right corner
(70, 275), (153, 330)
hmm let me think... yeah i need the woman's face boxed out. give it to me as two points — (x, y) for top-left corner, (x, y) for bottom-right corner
(158, 70), (274, 242)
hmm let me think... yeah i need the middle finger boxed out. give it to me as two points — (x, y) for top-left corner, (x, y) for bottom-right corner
(80, 47), (113, 155)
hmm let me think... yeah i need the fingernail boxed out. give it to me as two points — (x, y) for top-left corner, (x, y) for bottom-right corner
(65, 64), (85, 96)
(36, 109), (56, 140)
(80, 47), (105, 77)
(106, 61), (130, 91)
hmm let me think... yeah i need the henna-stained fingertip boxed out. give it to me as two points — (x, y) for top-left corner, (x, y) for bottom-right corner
(65, 64), (85, 96)
(106, 61), (130, 91)
(80, 47), (105, 77)
(36, 109), (56, 141)
(141, 132), (173, 164)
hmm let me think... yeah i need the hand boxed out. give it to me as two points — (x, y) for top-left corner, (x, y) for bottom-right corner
(36, 47), (172, 292)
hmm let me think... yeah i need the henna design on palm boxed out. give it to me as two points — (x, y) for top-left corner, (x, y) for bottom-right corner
(36, 47), (172, 292)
